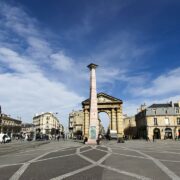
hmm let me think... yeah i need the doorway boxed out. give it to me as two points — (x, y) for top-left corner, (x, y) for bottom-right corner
(153, 128), (161, 139)
(165, 128), (172, 139)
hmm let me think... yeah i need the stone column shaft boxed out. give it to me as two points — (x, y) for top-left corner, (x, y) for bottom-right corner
(117, 108), (123, 137)
(111, 108), (116, 130)
(87, 63), (98, 144)
(89, 68), (98, 123)
(84, 109), (89, 137)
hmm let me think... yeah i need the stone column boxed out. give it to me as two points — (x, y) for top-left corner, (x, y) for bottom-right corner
(84, 109), (89, 138)
(87, 63), (99, 144)
(111, 108), (116, 130)
(117, 108), (123, 137)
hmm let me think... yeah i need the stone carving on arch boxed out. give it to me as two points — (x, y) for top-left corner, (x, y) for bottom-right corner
(82, 92), (123, 138)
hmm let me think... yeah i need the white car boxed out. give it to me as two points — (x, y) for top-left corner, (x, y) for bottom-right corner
(0, 133), (11, 143)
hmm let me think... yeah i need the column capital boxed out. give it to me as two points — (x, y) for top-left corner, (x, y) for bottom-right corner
(87, 63), (98, 69)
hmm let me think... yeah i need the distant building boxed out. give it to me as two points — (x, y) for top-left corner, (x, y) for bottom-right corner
(123, 115), (137, 139)
(0, 113), (22, 136)
(135, 101), (180, 140)
(69, 110), (84, 139)
(68, 110), (106, 139)
(21, 123), (35, 138)
(33, 112), (62, 135)
(59, 124), (64, 134)
(99, 119), (105, 136)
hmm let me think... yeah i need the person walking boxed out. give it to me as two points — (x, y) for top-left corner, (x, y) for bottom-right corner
(62, 133), (65, 141)
(57, 135), (60, 141)
(2, 134), (6, 144)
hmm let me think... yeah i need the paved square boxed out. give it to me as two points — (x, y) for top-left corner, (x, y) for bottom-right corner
(0, 140), (180, 180)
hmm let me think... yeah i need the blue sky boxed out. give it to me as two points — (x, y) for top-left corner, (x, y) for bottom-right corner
(0, 0), (180, 128)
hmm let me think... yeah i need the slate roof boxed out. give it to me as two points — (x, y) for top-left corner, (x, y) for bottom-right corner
(148, 103), (172, 108)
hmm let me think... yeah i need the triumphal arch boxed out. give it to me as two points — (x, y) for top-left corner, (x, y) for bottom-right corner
(82, 92), (123, 138)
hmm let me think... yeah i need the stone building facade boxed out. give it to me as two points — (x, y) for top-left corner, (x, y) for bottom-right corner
(21, 123), (35, 138)
(69, 110), (84, 139)
(0, 113), (22, 136)
(123, 115), (137, 139)
(33, 112), (62, 135)
(82, 93), (123, 138)
(68, 110), (106, 139)
(135, 102), (180, 140)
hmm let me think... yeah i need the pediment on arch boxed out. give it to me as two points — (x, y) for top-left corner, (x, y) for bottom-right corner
(82, 92), (123, 105)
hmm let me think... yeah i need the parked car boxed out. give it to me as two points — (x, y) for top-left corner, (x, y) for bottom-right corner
(0, 133), (11, 143)
(109, 130), (118, 140)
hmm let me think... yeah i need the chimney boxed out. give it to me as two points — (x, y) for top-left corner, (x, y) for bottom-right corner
(141, 103), (146, 111)
(170, 101), (173, 107)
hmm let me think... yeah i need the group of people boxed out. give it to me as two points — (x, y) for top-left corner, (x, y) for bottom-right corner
(146, 136), (155, 142)
(83, 134), (103, 144)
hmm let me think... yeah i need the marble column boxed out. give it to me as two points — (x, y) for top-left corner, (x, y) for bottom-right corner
(84, 109), (89, 138)
(87, 63), (98, 144)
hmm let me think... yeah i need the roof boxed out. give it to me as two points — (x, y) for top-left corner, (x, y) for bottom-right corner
(148, 103), (172, 108)
(1, 114), (22, 123)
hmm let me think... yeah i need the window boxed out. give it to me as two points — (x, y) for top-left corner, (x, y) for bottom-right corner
(165, 118), (170, 125)
(176, 109), (179, 114)
(154, 118), (158, 125)
(153, 109), (156, 114)
(177, 118), (180, 125)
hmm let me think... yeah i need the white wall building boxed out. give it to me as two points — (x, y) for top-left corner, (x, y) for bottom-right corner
(33, 112), (62, 135)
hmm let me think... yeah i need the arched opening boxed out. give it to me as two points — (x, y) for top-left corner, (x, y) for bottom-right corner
(98, 112), (110, 139)
(153, 128), (161, 139)
(165, 128), (172, 139)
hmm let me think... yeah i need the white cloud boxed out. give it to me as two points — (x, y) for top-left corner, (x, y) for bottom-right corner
(0, 72), (84, 123)
(0, 2), (84, 127)
(50, 51), (74, 72)
(133, 67), (180, 97)
(0, 47), (39, 74)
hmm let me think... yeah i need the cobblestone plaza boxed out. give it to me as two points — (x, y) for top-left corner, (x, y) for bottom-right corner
(0, 140), (180, 180)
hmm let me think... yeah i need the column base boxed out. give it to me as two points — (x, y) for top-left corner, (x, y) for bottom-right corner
(86, 139), (97, 145)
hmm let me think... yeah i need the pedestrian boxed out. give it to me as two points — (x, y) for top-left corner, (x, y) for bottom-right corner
(62, 133), (65, 141)
(146, 136), (150, 142)
(57, 135), (60, 141)
(83, 137), (88, 144)
(153, 135), (155, 142)
(2, 134), (6, 144)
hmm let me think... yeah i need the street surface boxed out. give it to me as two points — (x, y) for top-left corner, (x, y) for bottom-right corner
(0, 140), (180, 180)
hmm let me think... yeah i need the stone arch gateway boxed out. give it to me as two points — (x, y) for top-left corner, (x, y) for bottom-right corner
(82, 92), (123, 138)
